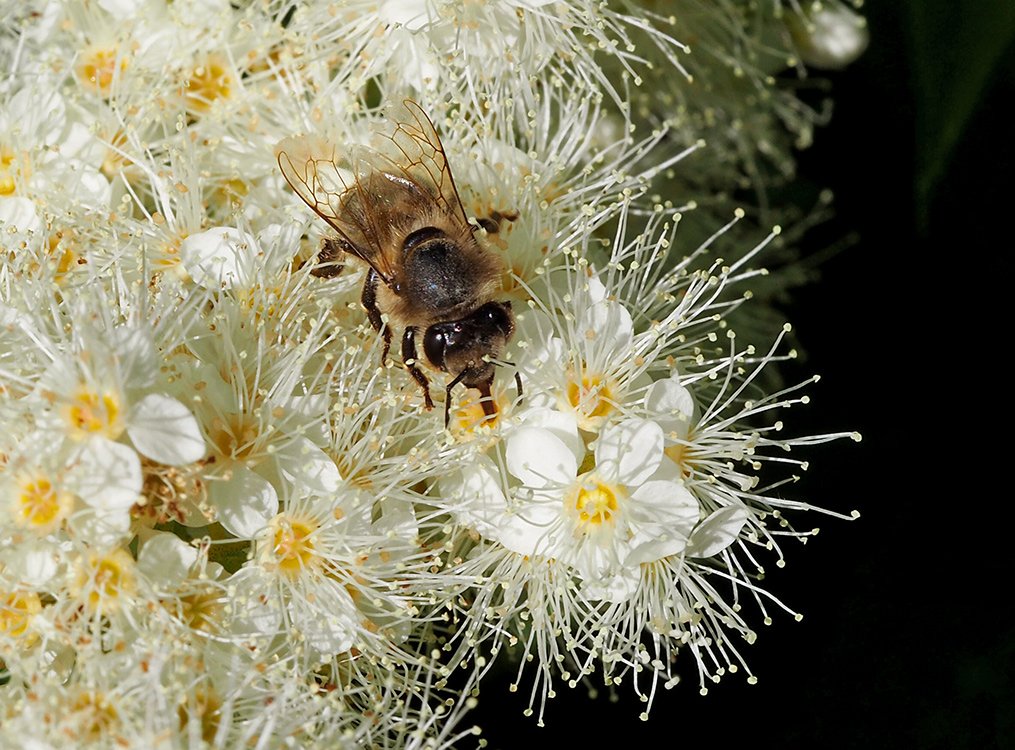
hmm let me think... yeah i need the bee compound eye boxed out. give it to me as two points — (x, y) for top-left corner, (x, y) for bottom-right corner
(422, 326), (448, 370)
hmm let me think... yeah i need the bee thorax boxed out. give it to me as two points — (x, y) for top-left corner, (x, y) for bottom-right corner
(402, 232), (481, 313)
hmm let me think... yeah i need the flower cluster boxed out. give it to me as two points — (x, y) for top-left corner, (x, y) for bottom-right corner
(1, 0), (863, 746)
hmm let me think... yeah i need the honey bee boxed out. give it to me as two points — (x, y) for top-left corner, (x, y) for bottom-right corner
(275, 101), (520, 427)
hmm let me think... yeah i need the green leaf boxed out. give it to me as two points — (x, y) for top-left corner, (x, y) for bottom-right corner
(905, 3), (1015, 229)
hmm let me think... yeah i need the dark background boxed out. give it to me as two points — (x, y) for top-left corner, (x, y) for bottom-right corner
(473, 3), (1014, 747)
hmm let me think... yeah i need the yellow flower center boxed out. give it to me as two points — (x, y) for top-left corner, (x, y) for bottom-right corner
(211, 177), (249, 210)
(70, 691), (120, 742)
(1, 590), (42, 640)
(267, 515), (320, 577)
(565, 370), (615, 429)
(184, 54), (234, 114)
(0, 145), (29, 196)
(75, 45), (129, 97)
(72, 548), (137, 613)
(664, 442), (695, 478)
(14, 475), (73, 532)
(207, 413), (262, 463)
(48, 229), (80, 281)
(63, 388), (123, 439)
(450, 388), (502, 436)
(573, 479), (619, 526)
(178, 688), (222, 744)
(176, 586), (224, 634)
(101, 130), (131, 178)
(235, 283), (286, 323)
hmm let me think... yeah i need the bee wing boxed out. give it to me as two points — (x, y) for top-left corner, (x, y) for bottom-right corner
(361, 100), (471, 229)
(275, 133), (399, 284)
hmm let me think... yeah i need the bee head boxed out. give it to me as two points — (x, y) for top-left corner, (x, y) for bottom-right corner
(423, 302), (514, 387)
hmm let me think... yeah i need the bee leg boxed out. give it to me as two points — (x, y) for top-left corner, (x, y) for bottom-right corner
(362, 269), (392, 365)
(443, 371), (468, 429)
(475, 379), (497, 420)
(310, 238), (345, 278)
(490, 209), (519, 224)
(473, 217), (500, 234)
(472, 210), (520, 235)
(402, 326), (434, 411)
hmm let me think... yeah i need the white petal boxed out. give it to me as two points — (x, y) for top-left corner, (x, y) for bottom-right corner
(378, 0), (432, 30)
(226, 566), (281, 637)
(373, 498), (418, 539)
(686, 506), (751, 558)
(581, 566), (640, 604)
(648, 453), (685, 482)
(138, 533), (198, 586)
(4, 88), (64, 144)
(70, 437), (142, 509)
(626, 480), (700, 565)
(180, 226), (253, 289)
(511, 309), (563, 380)
(579, 297), (634, 352)
(68, 507), (132, 547)
(1, 538), (60, 586)
(644, 376), (695, 437)
(277, 394), (331, 445)
(0, 196), (42, 234)
(331, 489), (374, 536)
(97, 0), (144, 17)
(445, 452), (562, 556)
(584, 276), (608, 304)
(497, 489), (562, 557)
(564, 541), (632, 602)
(519, 407), (584, 465)
(290, 578), (358, 656)
(438, 456), (564, 556)
(62, 122), (104, 163)
(111, 326), (158, 388)
(71, 168), (112, 211)
(127, 394), (206, 465)
(596, 419), (663, 486)
(213, 464), (278, 538)
(278, 437), (342, 494)
(439, 455), (507, 537)
(183, 361), (236, 412)
(506, 426), (577, 489)
(7, 430), (54, 465)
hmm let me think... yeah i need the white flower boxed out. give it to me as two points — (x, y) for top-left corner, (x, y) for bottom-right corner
(515, 276), (645, 433)
(448, 413), (699, 603)
(176, 339), (340, 538)
(179, 224), (297, 290)
(225, 487), (422, 662)
(0, 0), (865, 741)
(26, 325), (205, 514)
(0, 86), (110, 212)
